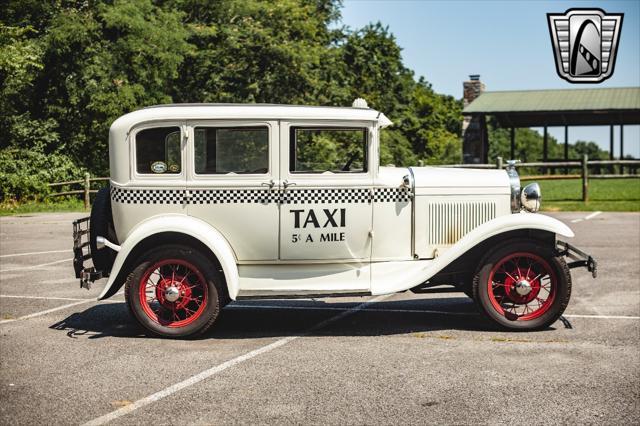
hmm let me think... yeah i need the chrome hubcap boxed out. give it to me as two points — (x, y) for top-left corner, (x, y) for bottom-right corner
(515, 279), (532, 296)
(164, 286), (180, 303)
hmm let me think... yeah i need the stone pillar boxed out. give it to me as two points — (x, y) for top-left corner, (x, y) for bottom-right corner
(462, 75), (487, 163)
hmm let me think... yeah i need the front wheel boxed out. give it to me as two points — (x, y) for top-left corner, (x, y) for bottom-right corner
(125, 245), (222, 337)
(472, 239), (571, 331)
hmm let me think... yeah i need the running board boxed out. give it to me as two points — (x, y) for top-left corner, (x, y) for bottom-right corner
(236, 291), (371, 300)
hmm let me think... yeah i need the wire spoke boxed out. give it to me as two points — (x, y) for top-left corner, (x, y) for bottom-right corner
(525, 258), (534, 278)
(183, 307), (197, 316)
(503, 270), (518, 281)
(178, 272), (195, 286)
(514, 257), (523, 278)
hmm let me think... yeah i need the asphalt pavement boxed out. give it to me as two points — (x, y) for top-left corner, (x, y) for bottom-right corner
(0, 211), (638, 425)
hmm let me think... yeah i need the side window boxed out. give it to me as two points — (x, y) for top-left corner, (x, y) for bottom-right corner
(290, 127), (368, 173)
(194, 126), (269, 174)
(136, 127), (181, 174)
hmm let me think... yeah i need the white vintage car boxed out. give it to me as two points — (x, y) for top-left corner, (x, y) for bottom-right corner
(73, 101), (596, 337)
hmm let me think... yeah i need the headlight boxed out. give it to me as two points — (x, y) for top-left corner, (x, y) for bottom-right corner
(506, 161), (521, 213)
(521, 182), (542, 212)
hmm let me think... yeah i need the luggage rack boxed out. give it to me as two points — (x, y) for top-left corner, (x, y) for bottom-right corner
(73, 217), (102, 289)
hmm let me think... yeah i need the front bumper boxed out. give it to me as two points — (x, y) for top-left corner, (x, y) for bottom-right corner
(72, 217), (102, 289)
(557, 240), (598, 278)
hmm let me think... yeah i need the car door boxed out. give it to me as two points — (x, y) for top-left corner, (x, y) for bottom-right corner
(186, 120), (280, 261)
(279, 121), (374, 261)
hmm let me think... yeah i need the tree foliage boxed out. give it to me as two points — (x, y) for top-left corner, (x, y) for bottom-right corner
(0, 148), (84, 201)
(2, 0), (551, 203)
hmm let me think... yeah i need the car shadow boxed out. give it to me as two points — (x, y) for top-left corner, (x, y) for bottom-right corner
(49, 296), (561, 340)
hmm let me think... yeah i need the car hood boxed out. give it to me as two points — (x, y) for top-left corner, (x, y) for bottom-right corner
(409, 166), (510, 194)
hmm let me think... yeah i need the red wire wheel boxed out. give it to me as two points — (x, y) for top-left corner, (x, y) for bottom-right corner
(473, 239), (572, 330)
(138, 259), (208, 328)
(125, 245), (223, 337)
(487, 252), (556, 321)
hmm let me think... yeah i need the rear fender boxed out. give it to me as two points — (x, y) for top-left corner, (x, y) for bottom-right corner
(371, 213), (574, 295)
(97, 214), (239, 301)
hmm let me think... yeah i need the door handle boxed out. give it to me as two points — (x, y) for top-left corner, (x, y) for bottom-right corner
(261, 179), (275, 189)
(283, 180), (297, 190)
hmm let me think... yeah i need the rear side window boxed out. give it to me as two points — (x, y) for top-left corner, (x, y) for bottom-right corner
(290, 127), (368, 173)
(194, 127), (269, 174)
(136, 127), (181, 174)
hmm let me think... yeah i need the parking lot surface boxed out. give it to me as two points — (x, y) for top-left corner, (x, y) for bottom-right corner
(1, 211), (638, 424)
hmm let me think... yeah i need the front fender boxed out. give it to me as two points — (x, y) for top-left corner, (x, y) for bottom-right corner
(97, 214), (239, 301)
(371, 213), (574, 295)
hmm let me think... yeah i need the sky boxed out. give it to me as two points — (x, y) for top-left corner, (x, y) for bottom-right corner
(339, 0), (640, 158)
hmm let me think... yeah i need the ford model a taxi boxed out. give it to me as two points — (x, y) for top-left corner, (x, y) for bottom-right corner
(73, 101), (596, 337)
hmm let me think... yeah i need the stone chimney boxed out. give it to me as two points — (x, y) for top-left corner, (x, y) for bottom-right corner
(462, 74), (488, 164)
(463, 74), (485, 107)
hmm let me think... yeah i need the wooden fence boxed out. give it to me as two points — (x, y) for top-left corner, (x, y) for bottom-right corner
(48, 173), (109, 210)
(48, 156), (639, 207)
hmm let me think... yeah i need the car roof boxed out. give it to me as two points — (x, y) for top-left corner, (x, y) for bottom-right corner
(110, 103), (393, 134)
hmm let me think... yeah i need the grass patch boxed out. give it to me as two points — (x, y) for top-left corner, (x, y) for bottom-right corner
(522, 178), (640, 212)
(0, 198), (87, 216)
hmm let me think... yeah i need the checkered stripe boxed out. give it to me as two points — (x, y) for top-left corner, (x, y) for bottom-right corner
(111, 187), (411, 204)
(372, 188), (411, 203)
(111, 187), (185, 204)
(281, 189), (371, 204)
(189, 189), (278, 204)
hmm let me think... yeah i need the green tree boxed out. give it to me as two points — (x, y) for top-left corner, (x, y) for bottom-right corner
(570, 140), (608, 160)
(0, 24), (47, 150)
(169, 0), (340, 104)
(0, 0), (479, 201)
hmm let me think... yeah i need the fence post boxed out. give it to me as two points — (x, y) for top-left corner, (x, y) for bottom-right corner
(496, 156), (503, 170)
(581, 154), (588, 202)
(84, 172), (90, 210)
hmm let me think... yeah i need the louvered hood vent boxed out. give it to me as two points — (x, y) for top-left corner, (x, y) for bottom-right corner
(427, 200), (496, 246)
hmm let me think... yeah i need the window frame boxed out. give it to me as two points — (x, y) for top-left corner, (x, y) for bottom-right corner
(288, 125), (370, 175)
(193, 125), (270, 176)
(186, 120), (276, 185)
(130, 121), (186, 183)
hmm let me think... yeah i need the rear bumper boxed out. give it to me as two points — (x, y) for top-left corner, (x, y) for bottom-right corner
(557, 240), (598, 278)
(72, 217), (102, 288)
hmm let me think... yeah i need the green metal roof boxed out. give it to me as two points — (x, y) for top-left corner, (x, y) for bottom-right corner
(463, 87), (640, 114)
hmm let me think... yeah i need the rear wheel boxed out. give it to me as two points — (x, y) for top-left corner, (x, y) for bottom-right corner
(125, 245), (222, 337)
(472, 239), (571, 330)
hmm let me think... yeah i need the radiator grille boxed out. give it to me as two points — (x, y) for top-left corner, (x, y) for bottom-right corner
(427, 201), (496, 246)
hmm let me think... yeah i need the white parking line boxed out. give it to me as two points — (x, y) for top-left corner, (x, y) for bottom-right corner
(0, 257), (73, 273)
(82, 294), (393, 426)
(571, 211), (602, 223)
(229, 304), (640, 320)
(0, 291), (124, 325)
(0, 299), (95, 324)
(0, 295), (87, 301)
(564, 314), (640, 320)
(0, 249), (70, 258)
(585, 211), (602, 220)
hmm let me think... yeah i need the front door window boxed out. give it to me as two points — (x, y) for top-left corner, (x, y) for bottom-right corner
(290, 127), (368, 174)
